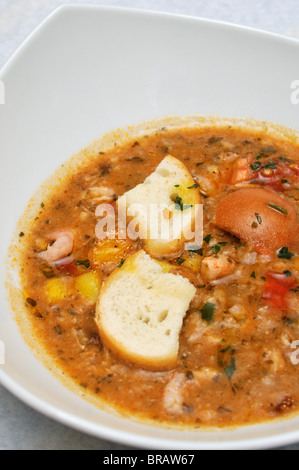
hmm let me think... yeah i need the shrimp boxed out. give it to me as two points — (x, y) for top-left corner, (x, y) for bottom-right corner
(201, 254), (236, 282)
(39, 231), (74, 263)
(163, 372), (186, 415)
(230, 155), (253, 185)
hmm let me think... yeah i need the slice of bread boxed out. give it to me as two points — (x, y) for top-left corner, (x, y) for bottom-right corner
(118, 155), (201, 259)
(95, 250), (196, 370)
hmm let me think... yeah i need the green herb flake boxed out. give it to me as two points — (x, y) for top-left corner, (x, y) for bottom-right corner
(279, 155), (290, 162)
(255, 212), (262, 224)
(220, 346), (231, 353)
(201, 302), (216, 323)
(174, 196), (193, 211)
(177, 258), (186, 265)
(262, 161), (277, 170)
(174, 184), (180, 187)
(117, 259), (125, 268)
(268, 202), (288, 215)
(224, 357), (236, 379)
(187, 183), (198, 189)
(283, 270), (292, 277)
(281, 179), (289, 184)
(76, 259), (90, 269)
(278, 247), (295, 260)
(196, 162), (204, 167)
(211, 244), (221, 254)
(174, 196), (183, 210)
(250, 162), (261, 171)
(252, 221), (258, 228)
(250, 271), (256, 278)
(204, 234), (212, 244)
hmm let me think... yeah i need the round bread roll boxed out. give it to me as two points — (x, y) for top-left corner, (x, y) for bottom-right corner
(215, 187), (299, 255)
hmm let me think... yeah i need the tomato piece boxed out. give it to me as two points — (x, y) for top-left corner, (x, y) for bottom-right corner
(54, 256), (79, 275)
(263, 272), (296, 310)
(230, 157), (299, 191)
(253, 161), (299, 191)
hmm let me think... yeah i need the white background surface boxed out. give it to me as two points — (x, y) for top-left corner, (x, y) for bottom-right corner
(0, 0), (299, 451)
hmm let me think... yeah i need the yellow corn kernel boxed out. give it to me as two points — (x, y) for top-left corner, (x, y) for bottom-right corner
(44, 278), (67, 303)
(75, 272), (101, 302)
(183, 253), (202, 272)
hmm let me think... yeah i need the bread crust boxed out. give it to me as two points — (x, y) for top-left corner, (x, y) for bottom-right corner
(215, 187), (299, 255)
(118, 155), (201, 259)
(95, 250), (196, 370)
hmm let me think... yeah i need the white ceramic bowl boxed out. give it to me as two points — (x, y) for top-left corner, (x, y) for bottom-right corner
(1, 5), (299, 450)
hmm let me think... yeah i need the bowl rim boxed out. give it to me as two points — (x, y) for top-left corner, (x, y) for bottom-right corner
(1, 3), (299, 80)
(1, 4), (299, 450)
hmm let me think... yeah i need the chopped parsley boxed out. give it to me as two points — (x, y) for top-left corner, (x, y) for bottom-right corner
(279, 155), (291, 162)
(201, 302), (216, 323)
(76, 259), (90, 269)
(224, 357), (236, 379)
(283, 270), (292, 277)
(250, 161), (277, 172)
(250, 271), (256, 278)
(211, 243), (227, 254)
(196, 162), (204, 167)
(177, 258), (186, 265)
(187, 183), (198, 189)
(255, 212), (262, 224)
(220, 345), (231, 353)
(204, 234), (212, 244)
(268, 202), (288, 215)
(211, 244), (221, 254)
(250, 162), (261, 171)
(262, 161), (277, 170)
(117, 259), (125, 268)
(278, 247), (294, 260)
(174, 196), (193, 211)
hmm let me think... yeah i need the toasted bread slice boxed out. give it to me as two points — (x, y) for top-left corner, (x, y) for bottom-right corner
(118, 155), (201, 259)
(95, 250), (196, 370)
